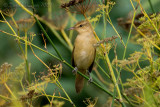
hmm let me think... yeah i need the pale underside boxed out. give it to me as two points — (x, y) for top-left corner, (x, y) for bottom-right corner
(73, 32), (96, 71)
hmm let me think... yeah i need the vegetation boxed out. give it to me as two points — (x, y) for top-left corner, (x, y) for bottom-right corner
(0, 0), (160, 106)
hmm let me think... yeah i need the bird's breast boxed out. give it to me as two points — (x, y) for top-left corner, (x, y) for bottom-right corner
(73, 34), (96, 70)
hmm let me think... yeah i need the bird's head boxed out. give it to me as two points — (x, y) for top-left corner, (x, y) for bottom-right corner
(68, 21), (92, 33)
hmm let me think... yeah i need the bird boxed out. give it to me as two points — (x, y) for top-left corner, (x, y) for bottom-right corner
(69, 20), (97, 93)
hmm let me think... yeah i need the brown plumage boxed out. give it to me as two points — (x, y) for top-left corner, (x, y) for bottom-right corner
(70, 21), (97, 93)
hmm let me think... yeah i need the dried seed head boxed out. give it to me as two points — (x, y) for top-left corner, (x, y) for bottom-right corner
(117, 12), (159, 32)
(0, 63), (12, 84)
(61, 0), (97, 15)
(20, 89), (38, 101)
(94, 36), (118, 47)
(86, 1), (98, 16)
(11, 17), (36, 32)
(124, 87), (142, 96)
(10, 63), (25, 82)
(115, 52), (142, 71)
(0, 86), (9, 106)
(1, 5), (16, 17)
(42, 11), (68, 30)
(83, 97), (98, 107)
(52, 100), (65, 107)
(61, 0), (86, 8)
(0, 62), (12, 75)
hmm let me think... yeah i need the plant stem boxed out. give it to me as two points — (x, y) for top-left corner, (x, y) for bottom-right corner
(57, 80), (76, 107)
(118, 1), (137, 92)
(11, 16), (18, 28)
(15, 0), (64, 61)
(99, 0), (107, 39)
(42, 90), (51, 103)
(4, 83), (16, 99)
(122, 94), (135, 107)
(95, 61), (111, 79)
(35, 94), (70, 102)
(11, 16), (25, 59)
(105, 54), (124, 102)
(47, 0), (52, 19)
(35, 17), (64, 61)
(31, 0), (34, 12)
(25, 31), (31, 84)
(61, 29), (73, 50)
(147, 0), (155, 13)
(123, 10), (136, 61)
(0, 11), (17, 35)
(20, 80), (25, 92)
(106, 16), (125, 47)
(111, 87), (116, 107)
(0, 95), (11, 101)
(14, 0), (33, 15)
(83, 14), (100, 41)
(37, 16), (71, 51)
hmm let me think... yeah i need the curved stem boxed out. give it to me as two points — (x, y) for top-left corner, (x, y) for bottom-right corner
(4, 83), (16, 99)
(20, 80), (25, 92)
(25, 31), (31, 84)
(37, 16), (71, 51)
(57, 80), (76, 107)
(47, 0), (52, 19)
(34, 17), (64, 61)
(95, 61), (111, 80)
(147, 0), (155, 13)
(0, 94), (11, 101)
(61, 29), (73, 50)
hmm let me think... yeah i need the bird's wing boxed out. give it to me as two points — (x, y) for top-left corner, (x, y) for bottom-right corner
(88, 49), (96, 73)
(72, 46), (75, 67)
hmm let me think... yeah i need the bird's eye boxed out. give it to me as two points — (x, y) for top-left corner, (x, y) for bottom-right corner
(79, 25), (83, 27)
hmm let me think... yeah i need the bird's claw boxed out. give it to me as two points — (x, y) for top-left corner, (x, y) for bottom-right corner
(87, 71), (93, 83)
(72, 67), (78, 75)
(88, 76), (93, 83)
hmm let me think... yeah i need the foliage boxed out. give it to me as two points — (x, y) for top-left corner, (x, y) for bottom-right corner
(0, 0), (160, 107)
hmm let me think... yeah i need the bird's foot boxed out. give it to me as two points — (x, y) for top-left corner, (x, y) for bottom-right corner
(88, 76), (93, 83)
(72, 67), (78, 75)
(87, 71), (93, 83)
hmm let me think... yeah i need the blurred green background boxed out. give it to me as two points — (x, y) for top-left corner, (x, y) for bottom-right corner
(0, 0), (160, 106)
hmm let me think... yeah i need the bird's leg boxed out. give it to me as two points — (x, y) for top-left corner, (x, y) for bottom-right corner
(72, 67), (78, 75)
(87, 70), (93, 83)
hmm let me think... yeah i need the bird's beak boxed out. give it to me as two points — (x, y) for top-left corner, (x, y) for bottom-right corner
(67, 27), (75, 31)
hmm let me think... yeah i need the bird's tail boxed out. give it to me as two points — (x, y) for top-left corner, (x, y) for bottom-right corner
(75, 69), (86, 93)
